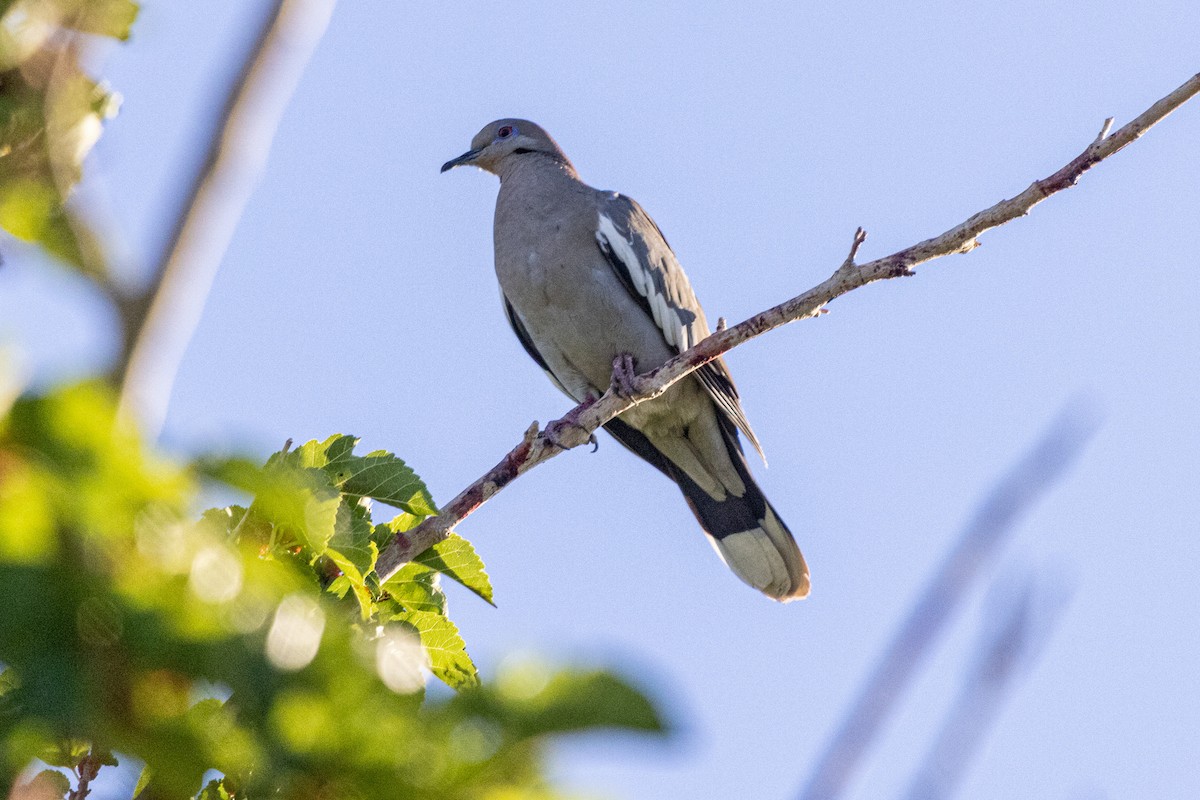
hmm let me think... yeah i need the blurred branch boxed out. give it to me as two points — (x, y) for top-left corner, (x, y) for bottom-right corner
(375, 71), (1199, 582)
(116, 0), (337, 437)
(795, 410), (1096, 800)
(901, 573), (1071, 800)
(67, 747), (102, 799)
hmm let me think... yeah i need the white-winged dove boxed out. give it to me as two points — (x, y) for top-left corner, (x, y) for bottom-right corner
(442, 119), (809, 601)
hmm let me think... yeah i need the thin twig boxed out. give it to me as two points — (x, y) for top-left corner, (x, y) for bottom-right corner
(67, 747), (101, 800)
(900, 573), (1072, 800)
(116, 0), (337, 438)
(375, 72), (1198, 582)
(841, 226), (867, 268)
(795, 410), (1096, 800)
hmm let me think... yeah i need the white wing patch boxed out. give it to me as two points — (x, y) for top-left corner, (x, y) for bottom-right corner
(596, 211), (688, 351)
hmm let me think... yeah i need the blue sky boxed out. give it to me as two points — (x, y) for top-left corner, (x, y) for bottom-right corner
(3, 2), (1199, 798)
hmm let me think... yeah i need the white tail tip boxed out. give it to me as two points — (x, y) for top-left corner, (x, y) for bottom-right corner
(711, 507), (810, 601)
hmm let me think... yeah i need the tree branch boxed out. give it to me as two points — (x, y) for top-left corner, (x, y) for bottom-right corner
(900, 573), (1071, 800)
(375, 71), (1200, 583)
(116, 0), (337, 438)
(66, 747), (102, 800)
(795, 409), (1094, 800)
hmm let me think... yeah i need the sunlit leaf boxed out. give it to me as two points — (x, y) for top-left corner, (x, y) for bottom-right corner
(414, 532), (494, 606)
(195, 778), (232, 800)
(388, 610), (478, 690)
(383, 562), (447, 615)
(298, 435), (437, 516)
(248, 462), (340, 555)
(38, 739), (89, 768)
(324, 501), (377, 618)
(0, 179), (58, 241)
(132, 766), (152, 799)
(328, 500), (376, 578)
(0, 30), (120, 271)
(0, 383), (667, 798)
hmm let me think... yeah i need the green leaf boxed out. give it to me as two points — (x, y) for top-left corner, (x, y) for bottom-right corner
(132, 766), (152, 799)
(414, 532), (494, 606)
(0, 179), (58, 242)
(382, 562), (447, 615)
(388, 610), (478, 690)
(25, 769), (70, 798)
(324, 501), (377, 617)
(39, 739), (90, 768)
(1, 381), (675, 797)
(199, 504), (250, 537)
(325, 559), (375, 619)
(300, 435), (437, 516)
(92, 745), (119, 767)
(249, 462), (341, 555)
(62, 0), (141, 40)
(468, 666), (667, 738)
(535, 669), (666, 734)
(328, 500), (376, 578)
(195, 778), (232, 800)
(0, 3), (132, 272)
(291, 434), (341, 469)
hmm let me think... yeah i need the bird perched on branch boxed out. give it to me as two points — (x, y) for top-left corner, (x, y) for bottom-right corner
(442, 119), (809, 601)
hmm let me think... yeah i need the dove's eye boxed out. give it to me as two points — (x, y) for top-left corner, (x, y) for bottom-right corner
(497, 125), (514, 139)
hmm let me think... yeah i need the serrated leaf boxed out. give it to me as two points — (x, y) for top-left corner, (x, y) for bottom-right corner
(26, 769), (70, 798)
(324, 501), (377, 617)
(389, 610), (477, 690)
(249, 463), (340, 555)
(383, 562), (447, 615)
(328, 501), (376, 578)
(325, 557), (374, 618)
(414, 532), (494, 606)
(301, 435), (437, 515)
(291, 434), (342, 469)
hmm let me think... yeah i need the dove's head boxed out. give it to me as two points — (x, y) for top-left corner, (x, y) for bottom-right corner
(441, 119), (572, 176)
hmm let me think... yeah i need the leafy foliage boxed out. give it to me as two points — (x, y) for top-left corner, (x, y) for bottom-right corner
(0, 0), (137, 272)
(207, 433), (482, 687)
(0, 4), (668, 798)
(0, 383), (666, 798)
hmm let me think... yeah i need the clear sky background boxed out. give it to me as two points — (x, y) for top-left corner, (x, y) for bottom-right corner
(2, 2), (1199, 798)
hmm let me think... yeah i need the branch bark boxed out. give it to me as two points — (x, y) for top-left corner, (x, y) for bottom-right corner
(67, 747), (102, 800)
(116, 0), (337, 438)
(375, 71), (1200, 583)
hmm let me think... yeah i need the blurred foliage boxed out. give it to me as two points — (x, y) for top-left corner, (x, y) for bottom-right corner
(0, 382), (666, 798)
(0, 0), (136, 272)
(0, 4), (668, 798)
